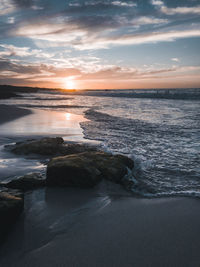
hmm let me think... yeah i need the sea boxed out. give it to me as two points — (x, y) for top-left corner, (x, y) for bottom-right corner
(0, 88), (200, 198)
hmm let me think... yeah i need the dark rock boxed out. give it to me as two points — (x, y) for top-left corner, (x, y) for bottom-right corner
(8, 137), (64, 155)
(47, 153), (102, 188)
(6, 137), (97, 156)
(60, 142), (98, 155)
(4, 173), (46, 191)
(46, 151), (134, 188)
(0, 188), (24, 243)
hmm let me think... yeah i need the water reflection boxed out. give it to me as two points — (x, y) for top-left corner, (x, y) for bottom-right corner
(0, 109), (88, 141)
(0, 144), (45, 181)
(65, 113), (71, 120)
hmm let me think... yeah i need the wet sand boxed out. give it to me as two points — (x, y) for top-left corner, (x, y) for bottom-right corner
(0, 104), (88, 141)
(0, 185), (200, 267)
(0, 104), (90, 182)
(0, 105), (32, 125)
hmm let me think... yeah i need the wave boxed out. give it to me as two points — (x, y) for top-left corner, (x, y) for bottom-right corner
(80, 109), (200, 198)
(79, 88), (200, 100)
(30, 97), (73, 101)
(20, 104), (87, 109)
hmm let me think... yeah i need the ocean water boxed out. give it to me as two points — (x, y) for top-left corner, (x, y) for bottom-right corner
(1, 89), (200, 198)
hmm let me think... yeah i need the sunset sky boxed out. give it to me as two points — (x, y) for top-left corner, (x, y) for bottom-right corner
(0, 0), (200, 89)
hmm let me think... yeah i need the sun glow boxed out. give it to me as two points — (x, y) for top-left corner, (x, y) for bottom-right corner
(65, 113), (71, 120)
(64, 78), (75, 90)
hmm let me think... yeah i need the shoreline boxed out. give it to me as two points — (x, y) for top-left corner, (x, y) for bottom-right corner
(0, 105), (88, 142)
(0, 105), (32, 126)
(0, 105), (89, 182)
(0, 103), (200, 266)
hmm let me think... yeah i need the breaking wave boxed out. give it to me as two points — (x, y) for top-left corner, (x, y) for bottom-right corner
(81, 108), (200, 198)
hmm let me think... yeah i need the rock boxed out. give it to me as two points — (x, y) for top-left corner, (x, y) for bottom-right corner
(8, 137), (64, 156)
(6, 137), (97, 156)
(46, 151), (134, 188)
(4, 173), (46, 191)
(60, 143), (97, 155)
(0, 188), (24, 243)
(47, 153), (102, 188)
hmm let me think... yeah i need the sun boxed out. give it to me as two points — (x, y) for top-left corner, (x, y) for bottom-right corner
(64, 79), (75, 90)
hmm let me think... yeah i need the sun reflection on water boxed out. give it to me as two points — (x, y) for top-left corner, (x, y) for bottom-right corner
(65, 113), (71, 120)
(0, 109), (88, 140)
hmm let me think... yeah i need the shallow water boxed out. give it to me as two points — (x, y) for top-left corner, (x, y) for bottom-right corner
(0, 90), (200, 197)
(80, 97), (200, 197)
(0, 91), (200, 267)
(0, 144), (45, 182)
(0, 108), (87, 140)
(0, 106), (88, 181)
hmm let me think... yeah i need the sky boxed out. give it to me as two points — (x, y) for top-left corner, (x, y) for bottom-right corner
(0, 0), (200, 89)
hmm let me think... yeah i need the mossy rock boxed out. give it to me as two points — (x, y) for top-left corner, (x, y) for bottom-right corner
(47, 151), (134, 188)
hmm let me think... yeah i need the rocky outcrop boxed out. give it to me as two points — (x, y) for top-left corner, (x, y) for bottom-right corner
(46, 151), (134, 188)
(6, 137), (97, 156)
(4, 173), (46, 191)
(7, 137), (64, 156)
(5, 137), (135, 190)
(0, 188), (24, 243)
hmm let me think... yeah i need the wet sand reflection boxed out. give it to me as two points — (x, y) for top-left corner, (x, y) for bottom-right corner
(0, 109), (88, 141)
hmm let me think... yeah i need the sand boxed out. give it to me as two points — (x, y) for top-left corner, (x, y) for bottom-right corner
(0, 105), (32, 125)
(0, 184), (200, 267)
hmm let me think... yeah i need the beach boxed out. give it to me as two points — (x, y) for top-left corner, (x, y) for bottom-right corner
(0, 105), (32, 126)
(0, 0), (200, 262)
(0, 103), (200, 267)
(0, 0), (199, 263)
(0, 186), (200, 267)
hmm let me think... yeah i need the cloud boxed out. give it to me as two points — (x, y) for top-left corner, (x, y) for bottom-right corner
(0, 57), (41, 74)
(0, 0), (199, 89)
(0, 44), (55, 58)
(68, 0), (137, 10)
(152, 0), (200, 15)
(151, 0), (163, 6)
(64, 0), (136, 16)
(31, 5), (43, 10)
(0, 44), (32, 57)
(0, 0), (43, 16)
(171, 58), (179, 62)
(0, 57), (81, 78)
(111, 1), (137, 7)
(9, 10), (200, 51)
(1, 55), (199, 82)
(0, 0), (16, 15)
(7, 17), (15, 24)
(74, 29), (200, 50)
(161, 5), (200, 15)
(69, 2), (81, 7)
(77, 65), (183, 81)
(0, 53), (199, 89)
(131, 16), (168, 26)
(1, 0), (199, 51)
